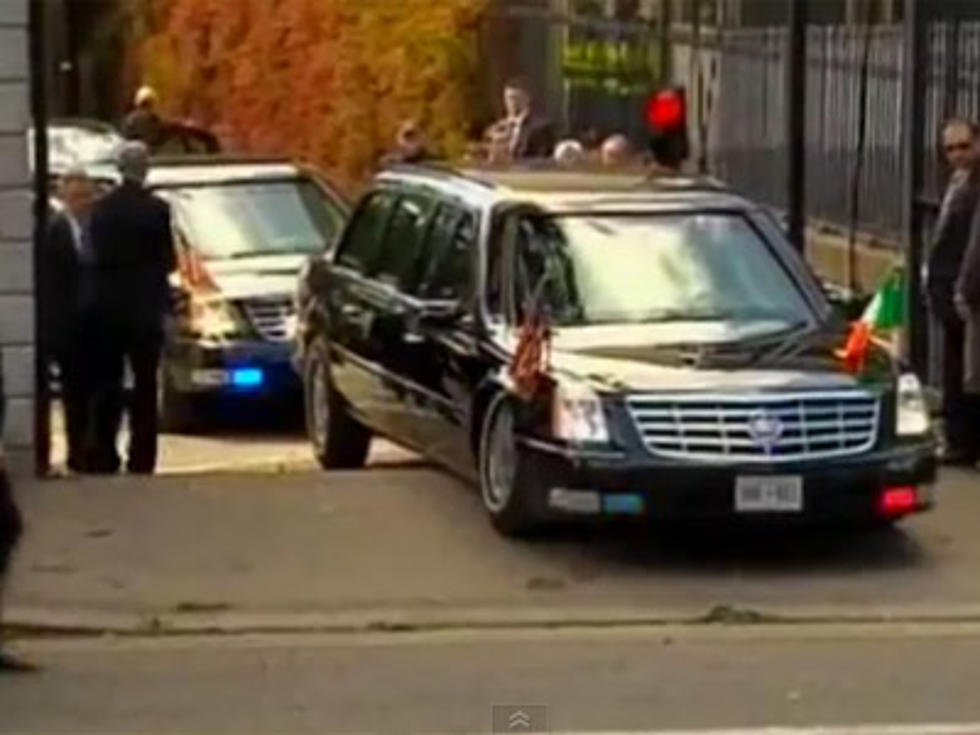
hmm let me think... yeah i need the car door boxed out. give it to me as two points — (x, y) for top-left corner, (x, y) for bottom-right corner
(402, 203), (484, 474)
(324, 189), (398, 433)
(367, 190), (439, 448)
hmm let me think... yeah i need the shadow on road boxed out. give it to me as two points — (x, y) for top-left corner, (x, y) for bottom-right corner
(524, 521), (928, 578)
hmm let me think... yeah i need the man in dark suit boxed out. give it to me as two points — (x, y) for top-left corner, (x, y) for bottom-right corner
(89, 142), (176, 474)
(496, 77), (556, 161)
(925, 118), (980, 465)
(42, 168), (97, 473)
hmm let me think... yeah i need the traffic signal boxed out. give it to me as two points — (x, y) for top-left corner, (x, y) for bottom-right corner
(646, 87), (689, 170)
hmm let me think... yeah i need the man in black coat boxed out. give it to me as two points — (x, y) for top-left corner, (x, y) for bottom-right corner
(89, 142), (176, 474)
(494, 78), (556, 161)
(925, 118), (980, 465)
(41, 168), (97, 472)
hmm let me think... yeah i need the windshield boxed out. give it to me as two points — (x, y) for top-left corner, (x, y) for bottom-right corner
(168, 179), (345, 260)
(510, 212), (813, 328)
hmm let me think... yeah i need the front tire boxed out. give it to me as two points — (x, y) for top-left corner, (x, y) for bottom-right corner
(478, 393), (543, 538)
(304, 337), (371, 469)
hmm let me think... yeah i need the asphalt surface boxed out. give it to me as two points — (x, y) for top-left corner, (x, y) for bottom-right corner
(10, 417), (980, 734)
(3, 624), (980, 733)
(11, 419), (980, 630)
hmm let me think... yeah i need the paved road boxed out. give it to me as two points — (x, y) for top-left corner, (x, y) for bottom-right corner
(8, 455), (980, 631)
(3, 624), (980, 733)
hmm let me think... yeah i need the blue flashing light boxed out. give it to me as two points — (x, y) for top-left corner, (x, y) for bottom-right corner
(230, 367), (264, 389)
(603, 493), (645, 516)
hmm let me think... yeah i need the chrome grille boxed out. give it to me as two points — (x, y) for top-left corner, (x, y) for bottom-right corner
(626, 391), (881, 463)
(240, 297), (295, 341)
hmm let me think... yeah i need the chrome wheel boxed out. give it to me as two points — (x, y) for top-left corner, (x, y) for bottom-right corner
(483, 400), (517, 513)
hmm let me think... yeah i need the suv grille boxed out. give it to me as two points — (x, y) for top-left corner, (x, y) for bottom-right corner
(626, 391), (881, 463)
(240, 297), (295, 341)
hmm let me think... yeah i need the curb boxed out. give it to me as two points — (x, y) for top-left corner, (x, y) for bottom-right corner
(10, 602), (980, 639)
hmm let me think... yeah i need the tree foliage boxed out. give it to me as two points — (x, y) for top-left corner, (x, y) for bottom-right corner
(132, 0), (488, 191)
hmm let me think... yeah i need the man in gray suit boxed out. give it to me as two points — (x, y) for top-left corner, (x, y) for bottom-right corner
(926, 119), (980, 465)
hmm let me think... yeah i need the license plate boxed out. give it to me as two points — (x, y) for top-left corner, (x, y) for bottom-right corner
(735, 476), (803, 513)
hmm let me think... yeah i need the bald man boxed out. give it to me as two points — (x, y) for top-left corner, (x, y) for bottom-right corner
(601, 134), (633, 168)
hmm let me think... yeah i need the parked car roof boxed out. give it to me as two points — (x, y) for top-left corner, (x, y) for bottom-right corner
(81, 155), (312, 189)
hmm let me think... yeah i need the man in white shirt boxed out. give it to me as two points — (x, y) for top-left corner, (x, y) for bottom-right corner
(42, 167), (98, 473)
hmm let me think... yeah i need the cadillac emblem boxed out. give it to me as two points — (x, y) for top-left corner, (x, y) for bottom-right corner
(747, 409), (784, 453)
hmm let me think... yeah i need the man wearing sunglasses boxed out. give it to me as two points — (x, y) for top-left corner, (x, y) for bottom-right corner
(926, 118), (980, 465)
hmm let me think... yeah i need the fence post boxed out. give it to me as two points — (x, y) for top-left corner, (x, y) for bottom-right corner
(29, 0), (51, 477)
(786, 0), (808, 252)
(902, 0), (928, 374)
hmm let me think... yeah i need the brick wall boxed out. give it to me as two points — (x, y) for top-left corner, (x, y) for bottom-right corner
(0, 2), (33, 461)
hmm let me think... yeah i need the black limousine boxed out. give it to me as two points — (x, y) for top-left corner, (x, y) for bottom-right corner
(294, 165), (936, 537)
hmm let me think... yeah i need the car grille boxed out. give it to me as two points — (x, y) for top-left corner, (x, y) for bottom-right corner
(625, 390), (881, 463)
(240, 297), (295, 342)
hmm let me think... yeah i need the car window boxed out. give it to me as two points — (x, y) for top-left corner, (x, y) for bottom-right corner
(164, 177), (346, 261)
(335, 191), (397, 274)
(509, 212), (812, 328)
(375, 193), (436, 292)
(418, 206), (477, 302)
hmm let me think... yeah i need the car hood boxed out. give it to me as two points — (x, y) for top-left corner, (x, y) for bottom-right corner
(204, 254), (307, 301)
(496, 321), (896, 393)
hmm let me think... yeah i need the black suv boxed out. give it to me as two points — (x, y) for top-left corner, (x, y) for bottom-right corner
(89, 156), (349, 430)
(295, 165), (937, 537)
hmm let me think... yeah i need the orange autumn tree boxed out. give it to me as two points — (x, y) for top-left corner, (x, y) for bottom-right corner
(132, 0), (488, 192)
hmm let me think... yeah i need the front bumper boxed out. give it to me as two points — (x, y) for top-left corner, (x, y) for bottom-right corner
(517, 437), (937, 524)
(164, 337), (300, 398)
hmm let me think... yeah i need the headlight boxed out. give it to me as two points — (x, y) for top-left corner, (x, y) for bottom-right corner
(551, 379), (610, 443)
(896, 372), (930, 437)
(188, 296), (249, 340)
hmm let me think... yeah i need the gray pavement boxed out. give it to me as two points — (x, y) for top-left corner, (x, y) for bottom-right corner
(3, 624), (980, 733)
(6, 448), (980, 632)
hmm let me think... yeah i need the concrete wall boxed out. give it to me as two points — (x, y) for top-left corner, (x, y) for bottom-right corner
(0, 1), (33, 464)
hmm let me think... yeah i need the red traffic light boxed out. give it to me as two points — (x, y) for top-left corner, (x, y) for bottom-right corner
(646, 89), (686, 131)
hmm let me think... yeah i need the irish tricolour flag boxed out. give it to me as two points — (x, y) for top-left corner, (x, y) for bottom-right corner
(837, 267), (905, 372)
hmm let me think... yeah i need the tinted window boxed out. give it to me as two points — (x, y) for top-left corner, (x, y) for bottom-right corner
(335, 191), (396, 274)
(375, 194), (436, 292)
(165, 178), (346, 260)
(511, 212), (811, 328)
(418, 206), (477, 301)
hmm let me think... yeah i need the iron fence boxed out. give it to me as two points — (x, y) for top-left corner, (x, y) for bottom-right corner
(712, 21), (980, 243)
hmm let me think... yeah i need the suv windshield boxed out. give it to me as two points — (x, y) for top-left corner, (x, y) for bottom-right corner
(167, 178), (344, 260)
(512, 212), (813, 328)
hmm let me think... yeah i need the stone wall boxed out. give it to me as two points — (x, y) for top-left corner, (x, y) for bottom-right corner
(0, 1), (33, 463)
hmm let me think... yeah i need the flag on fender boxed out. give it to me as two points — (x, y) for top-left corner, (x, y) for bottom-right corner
(509, 311), (551, 401)
(836, 267), (905, 372)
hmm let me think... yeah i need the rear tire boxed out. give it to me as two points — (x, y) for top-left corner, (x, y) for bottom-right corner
(478, 393), (543, 538)
(304, 337), (371, 469)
